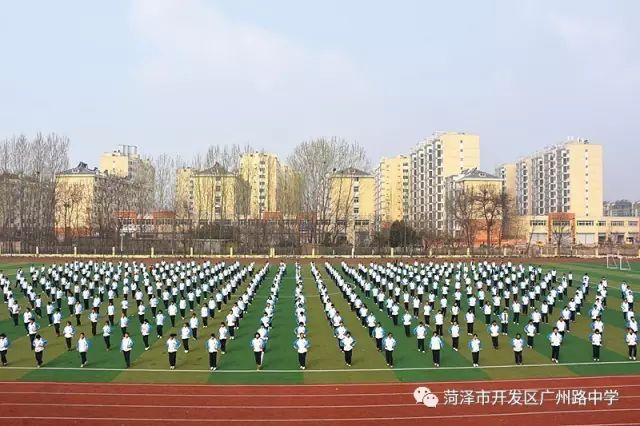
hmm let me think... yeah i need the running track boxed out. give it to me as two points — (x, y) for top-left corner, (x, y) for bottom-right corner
(0, 376), (639, 425)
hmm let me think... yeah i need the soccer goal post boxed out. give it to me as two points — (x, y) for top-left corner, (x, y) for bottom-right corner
(606, 254), (631, 271)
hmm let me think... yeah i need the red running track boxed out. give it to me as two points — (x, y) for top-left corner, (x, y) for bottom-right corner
(0, 375), (639, 425)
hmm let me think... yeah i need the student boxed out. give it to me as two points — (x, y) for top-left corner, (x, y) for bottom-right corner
(626, 328), (637, 360)
(181, 323), (192, 353)
(121, 332), (134, 368)
(548, 327), (563, 363)
(468, 334), (482, 367)
(119, 313), (129, 335)
(340, 332), (356, 367)
(27, 319), (40, 351)
(488, 321), (500, 349)
(155, 310), (165, 338)
(0, 333), (9, 366)
(465, 309), (475, 335)
(218, 323), (229, 354)
(168, 302), (178, 327)
(33, 334), (47, 368)
(166, 334), (180, 370)
(102, 321), (112, 351)
(429, 331), (444, 367)
(206, 333), (221, 371)
(294, 333), (310, 370)
(189, 313), (199, 340)
(524, 321), (536, 348)
(200, 305), (209, 328)
(63, 321), (75, 351)
(52, 309), (62, 336)
(77, 332), (90, 367)
(251, 332), (265, 370)
(590, 329), (602, 361)
(450, 321), (460, 351)
(383, 333), (397, 368)
(373, 323), (385, 351)
(500, 310), (509, 335)
(434, 312), (444, 336)
(141, 319), (151, 351)
(402, 311), (413, 337)
(512, 333), (524, 365)
(414, 322), (427, 353)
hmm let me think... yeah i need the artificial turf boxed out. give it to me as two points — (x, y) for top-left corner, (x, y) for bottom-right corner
(0, 260), (639, 384)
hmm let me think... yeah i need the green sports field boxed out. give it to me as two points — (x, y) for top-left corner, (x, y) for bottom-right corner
(1, 260), (639, 385)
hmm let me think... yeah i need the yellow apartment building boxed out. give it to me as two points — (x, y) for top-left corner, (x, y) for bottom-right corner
(329, 167), (375, 243)
(175, 164), (240, 223)
(54, 162), (103, 238)
(239, 152), (280, 218)
(99, 144), (154, 180)
(509, 138), (603, 217)
(525, 214), (639, 246)
(374, 155), (409, 228)
(409, 132), (480, 232)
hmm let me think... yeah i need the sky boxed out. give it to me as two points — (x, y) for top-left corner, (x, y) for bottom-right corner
(1, 1), (638, 200)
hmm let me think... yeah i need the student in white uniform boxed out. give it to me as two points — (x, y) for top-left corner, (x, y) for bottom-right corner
(414, 322), (427, 353)
(121, 332), (134, 368)
(251, 332), (265, 370)
(140, 319), (151, 350)
(626, 328), (637, 360)
(590, 329), (602, 361)
(63, 321), (75, 351)
(512, 333), (524, 365)
(206, 333), (221, 371)
(429, 331), (444, 367)
(77, 332), (90, 367)
(102, 321), (112, 351)
(548, 327), (563, 363)
(166, 333), (181, 370)
(0, 333), (10, 366)
(181, 323), (192, 353)
(468, 334), (482, 367)
(33, 334), (47, 367)
(294, 333), (310, 370)
(340, 332), (356, 367)
(383, 333), (397, 368)
(449, 321), (460, 351)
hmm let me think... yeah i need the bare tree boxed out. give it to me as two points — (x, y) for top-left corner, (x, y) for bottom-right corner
(445, 186), (478, 251)
(475, 184), (503, 250)
(287, 137), (369, 244)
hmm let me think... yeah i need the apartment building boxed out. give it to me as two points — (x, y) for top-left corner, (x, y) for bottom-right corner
(99, 144), (154, 181)
(374, 155), (409, 228)
(239, 152), (280, 218)
(409, 132), (480, 232)
(504, 138), (603, 218)
(329, 167), (375, 243)
(54, 162), (104, 238)
(175, 164), (240, 222)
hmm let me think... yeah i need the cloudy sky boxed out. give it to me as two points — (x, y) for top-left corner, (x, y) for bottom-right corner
(1, 1), (638, 199)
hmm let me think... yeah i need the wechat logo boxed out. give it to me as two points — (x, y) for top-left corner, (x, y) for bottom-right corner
(413, 386), (439, 408)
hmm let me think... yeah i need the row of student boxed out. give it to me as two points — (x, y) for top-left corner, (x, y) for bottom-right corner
(310, 263), (356, 367)
(336, 261), (632, 343)
(325, 261), (637, 366)
(249, 263), (285, 370)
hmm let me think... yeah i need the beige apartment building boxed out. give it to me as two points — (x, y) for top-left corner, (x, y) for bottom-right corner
(409, 132), (480, 232)
(329, 167), (375, 244)
(525, 213), (638, 246)
(99, 144), (154, 180)
(374, 155), (409, 228)
(54, 162), (104, 238)
(239, 152), (280, 218)
(176, 164), (241, 222)
(499, 138), (603, 218)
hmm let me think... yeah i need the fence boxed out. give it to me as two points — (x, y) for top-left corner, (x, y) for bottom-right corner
(1, 239), (640, 259)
